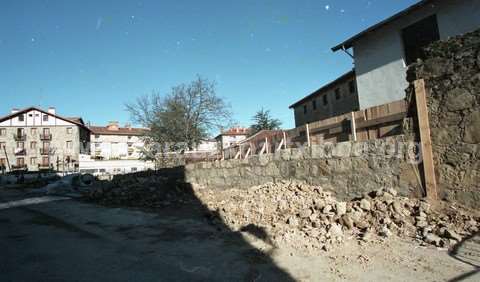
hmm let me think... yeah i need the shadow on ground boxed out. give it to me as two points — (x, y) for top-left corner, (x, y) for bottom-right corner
(448, 231), (480, 282)
(0, 167), (295, 281)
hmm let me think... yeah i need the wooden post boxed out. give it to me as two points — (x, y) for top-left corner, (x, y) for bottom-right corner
(306, 123), (311, 147)
(265, 137), (269, 154)
(244, 147), (251, 159)
(350, 112), (357, 141)
(283, 131), (287, 149)
(276, 138), (284, 152)
(3, 145), (10, 172)
(414, 79), (438, 200)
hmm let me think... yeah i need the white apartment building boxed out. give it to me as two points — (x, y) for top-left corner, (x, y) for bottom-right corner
(89, 122), (148, 160)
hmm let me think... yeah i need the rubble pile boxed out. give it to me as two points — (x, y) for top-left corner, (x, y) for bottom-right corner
(85, 173), (193, 208)
(195, 181), (480, 252)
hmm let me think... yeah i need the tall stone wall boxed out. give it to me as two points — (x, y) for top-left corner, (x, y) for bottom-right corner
(406, 28), (480, 207)
(185, 137), (422, 200)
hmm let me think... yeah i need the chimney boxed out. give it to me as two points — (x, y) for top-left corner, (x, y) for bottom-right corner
(124, 123), (132, 130)
(107, 121), (119, 131)
(48, 107), (56, 115)
(11, 108), (19, 114)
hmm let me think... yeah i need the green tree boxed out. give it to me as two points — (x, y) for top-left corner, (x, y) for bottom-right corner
(250, 108), (282, 135)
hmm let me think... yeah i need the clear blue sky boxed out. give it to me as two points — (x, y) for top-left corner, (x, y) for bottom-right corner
(0, 0), (418, 133)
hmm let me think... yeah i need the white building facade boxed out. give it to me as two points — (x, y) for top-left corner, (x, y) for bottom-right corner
(332, 0), (480, 109)
(89, 122), (147, 160)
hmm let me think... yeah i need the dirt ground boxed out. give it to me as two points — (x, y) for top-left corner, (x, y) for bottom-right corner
(0, 188), (479, 282)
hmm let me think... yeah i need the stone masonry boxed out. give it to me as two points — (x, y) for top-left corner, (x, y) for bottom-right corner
(406, 28), (480, 208)
(185, 137), (422, 200)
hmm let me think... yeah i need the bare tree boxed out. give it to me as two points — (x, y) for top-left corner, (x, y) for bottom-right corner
(126, 76), (232, 161)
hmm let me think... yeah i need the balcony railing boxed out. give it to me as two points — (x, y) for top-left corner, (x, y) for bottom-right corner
(11, 164), (27, 170)
(13, 134), (26, 141)
(38, 163), (51, 169)
(14, 149), (26, 156)
(40, 134), (52, 140)
(40, 148), (50, 155)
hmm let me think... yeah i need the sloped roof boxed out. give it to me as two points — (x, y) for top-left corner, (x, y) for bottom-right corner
(332, 0), (433, 51)
(0, 107), (90, 131)
(89, 125), (149, 136)
(289, 70), (355, 109)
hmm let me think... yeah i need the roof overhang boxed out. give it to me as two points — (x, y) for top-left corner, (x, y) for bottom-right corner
(331, 0), (433, 52)
(289, 70), (355, 109)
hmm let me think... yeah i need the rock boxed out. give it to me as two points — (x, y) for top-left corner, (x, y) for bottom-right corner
(287, 216), (299, 227)
(299, 208), (313, 218)
(444, 229), (462, 242)
(328, 223), (343, 238)
(336, 202), (347, 216)
(323, 205), (332, 214)
(341, 214), (354, 229)
(360, 199), (371, 211)
(445, 88), (475, 112)
(424, 233), (442, 246)
(379, 225), (392, 238)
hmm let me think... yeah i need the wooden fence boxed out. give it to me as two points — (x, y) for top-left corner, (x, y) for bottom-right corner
(222, 99), (407, 160)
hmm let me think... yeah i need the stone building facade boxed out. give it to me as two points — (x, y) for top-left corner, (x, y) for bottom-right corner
(0, 107), (90, 172)
(405, 28), (480, 208)
(289, 70), (359, 127)
(89, 122), (148, 160)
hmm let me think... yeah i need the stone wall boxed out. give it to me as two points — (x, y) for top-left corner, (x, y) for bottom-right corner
(406, 28), (480, 207)
(185, 136), (422, 200)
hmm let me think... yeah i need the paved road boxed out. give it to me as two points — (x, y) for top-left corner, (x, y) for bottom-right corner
(0, 189), (293, 282)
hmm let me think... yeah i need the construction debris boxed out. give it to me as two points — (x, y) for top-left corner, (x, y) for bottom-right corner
(84, 174), (479, 253)
(194, 181), (480, 253)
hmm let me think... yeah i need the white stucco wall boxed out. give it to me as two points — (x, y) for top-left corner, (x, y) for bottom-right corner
(91, 134), (144, 160)
(353, 0), (480, 109)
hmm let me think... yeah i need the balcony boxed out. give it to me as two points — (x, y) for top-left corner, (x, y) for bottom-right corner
(40, 134), (52, 140)
(14, 149), (26, 156)
(40, 148), (50, 155)
(11, 164), (27, 170)
(38, 163), (51, 170)
(13, 134), (26, 141)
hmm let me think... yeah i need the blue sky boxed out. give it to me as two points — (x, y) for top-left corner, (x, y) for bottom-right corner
(0, 0), (418, 133)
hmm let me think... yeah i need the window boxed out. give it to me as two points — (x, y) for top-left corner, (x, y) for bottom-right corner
(312, 100), (317, 110)
(17, 158), (25, 166)
(30, 157), (37, 165)
(42, 142), (50, 151)
(42, 156), (49, 165)
(18, 114), (25, 122)
(0, 128), (5, 136)
(95, 134), (100, 139)
(303, 105), (307, 114)
(17, 142), (24, 149)
(131, 167), (137, 172)
(31, 128), (37, 135)
(66, 141), (73, 149)
(30, 141), (37, 149)
(0, 158), (6, 167)
(67, 127), (73, 134)
(127, 136), (132, 140)
(17, 128), (25, 136)
(335, 88), (341, 100)
(43, 114), (49, 122)
(43, 128), (50, 135)
(0, 142), (5, 149)
(349, 81), (356, 94)
(95, 143), (100, 148)
(323, 95), (328, 105)
(402, 15), (440, 65)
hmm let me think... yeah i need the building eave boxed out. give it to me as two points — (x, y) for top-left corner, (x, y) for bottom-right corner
(289, 70), (355, 109)
(331, 0), (434, 52)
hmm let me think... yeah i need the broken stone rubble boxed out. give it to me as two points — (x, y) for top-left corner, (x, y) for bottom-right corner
(193, 181), (480, 252)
